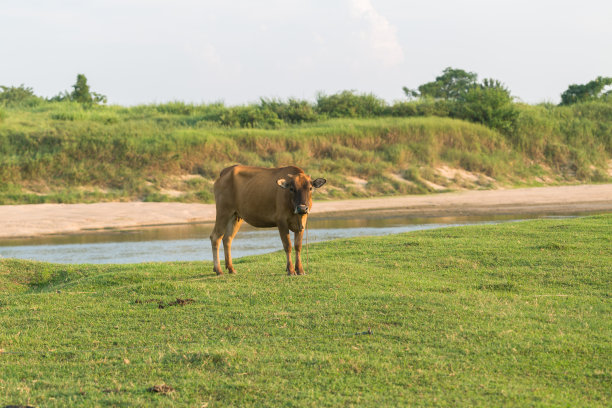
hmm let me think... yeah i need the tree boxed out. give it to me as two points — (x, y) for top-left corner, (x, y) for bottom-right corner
(71, 74), (92, 104)
(560, 76), (612, 105)
(51, 74), (107, 105)
(402, 68), (517, 133)
(403, 67), (478, 100)
(401, 86), (419, 100)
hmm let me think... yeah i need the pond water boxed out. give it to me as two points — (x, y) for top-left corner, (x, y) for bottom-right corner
(0, 212), (582, 264)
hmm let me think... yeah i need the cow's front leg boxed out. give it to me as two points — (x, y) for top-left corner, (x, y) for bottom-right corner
(294, 229), (305, 275)
(210, 226), (224, 276)
(278, 224), (295, 275)
(223, 214), (243, 274)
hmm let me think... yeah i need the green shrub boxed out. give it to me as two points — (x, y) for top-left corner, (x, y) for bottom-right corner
(388, 101), (418, 117)
(416, 98), (452, 117)
(316, 90), (387, 118)
(452, 79), (518, 134)
(0, 85), (43, 107)
(259, 98), (318, 123)
(220, 105), (282, 128)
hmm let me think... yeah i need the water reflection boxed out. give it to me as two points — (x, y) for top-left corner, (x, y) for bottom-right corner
(0, 213), (579, 264)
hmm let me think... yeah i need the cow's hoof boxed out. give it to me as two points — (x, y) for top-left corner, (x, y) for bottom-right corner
(287, 270), (296, 276)
(213, 267), (223, 276)
(228, 267), (237, 274)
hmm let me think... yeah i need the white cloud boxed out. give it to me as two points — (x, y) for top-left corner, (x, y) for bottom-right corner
(349, 0), (404, 67)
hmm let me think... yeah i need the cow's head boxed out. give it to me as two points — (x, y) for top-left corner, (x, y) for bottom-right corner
(277, 173), (326, 215)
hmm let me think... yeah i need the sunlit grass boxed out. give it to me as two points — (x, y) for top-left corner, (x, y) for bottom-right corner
(0, 101), (610, 204)
(1, 215), (610, 406)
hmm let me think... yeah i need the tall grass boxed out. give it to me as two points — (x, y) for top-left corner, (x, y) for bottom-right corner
(0, 99), (610, 204)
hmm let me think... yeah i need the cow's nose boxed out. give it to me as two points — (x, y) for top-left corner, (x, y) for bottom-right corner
(296, 205), (309, 214)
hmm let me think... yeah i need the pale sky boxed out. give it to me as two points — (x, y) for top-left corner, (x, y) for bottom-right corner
(1, 0), (611, 105)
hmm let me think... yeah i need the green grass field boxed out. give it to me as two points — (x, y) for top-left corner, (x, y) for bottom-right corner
(1, 215), (610, 407)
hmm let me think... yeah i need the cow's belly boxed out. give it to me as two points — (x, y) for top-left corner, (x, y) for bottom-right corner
(245, 219), (277, 228)
(239, 210), (277, 229)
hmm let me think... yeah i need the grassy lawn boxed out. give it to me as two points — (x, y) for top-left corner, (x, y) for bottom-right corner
(0, 215), (610, 407)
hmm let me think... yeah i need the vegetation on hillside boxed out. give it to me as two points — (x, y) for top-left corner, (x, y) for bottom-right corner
(1, 215), (610, 406)
(560, 76), (612, 106)
(0, 71), (611, 204)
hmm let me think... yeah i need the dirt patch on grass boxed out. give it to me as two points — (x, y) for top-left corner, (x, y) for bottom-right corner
(421, 179), (447, 191)
(3, 405), (37, 408)
(166, 298), (195, 307)
(346, 176), (368, 191)
(177, 174), (205, 181)
(148, 384), (174, 394)
(134, 298), (162, 304)
(159, 188), (184, 198)
(135, 298), (195, 309)
(435, 165), (496, 188)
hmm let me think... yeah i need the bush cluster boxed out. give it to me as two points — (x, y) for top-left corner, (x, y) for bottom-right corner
(0, 85), (43, 108)
(141, 89), (521, 134)
(2, 70), (610, 137)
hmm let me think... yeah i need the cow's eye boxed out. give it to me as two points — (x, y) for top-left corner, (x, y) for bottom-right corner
(289, 186), (295, 192)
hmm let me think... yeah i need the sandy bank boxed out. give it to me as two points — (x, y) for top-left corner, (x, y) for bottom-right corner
(0, 184), (611, 239)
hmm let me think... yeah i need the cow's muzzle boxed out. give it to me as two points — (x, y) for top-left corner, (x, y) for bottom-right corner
(295, 205), (309, 215)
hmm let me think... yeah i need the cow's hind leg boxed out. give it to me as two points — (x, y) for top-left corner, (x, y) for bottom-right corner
(278, 224), (295, 275)
(223, 214), (243, 274)
(210, 212), (234, 275)
(210, 215), (228, 275)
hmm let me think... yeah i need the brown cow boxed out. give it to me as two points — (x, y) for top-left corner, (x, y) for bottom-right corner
(210, 165), (326, 275)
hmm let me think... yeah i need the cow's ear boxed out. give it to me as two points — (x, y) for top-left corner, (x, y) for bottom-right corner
(277, 178), (289, 189)
(312, 178), (327, 188)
